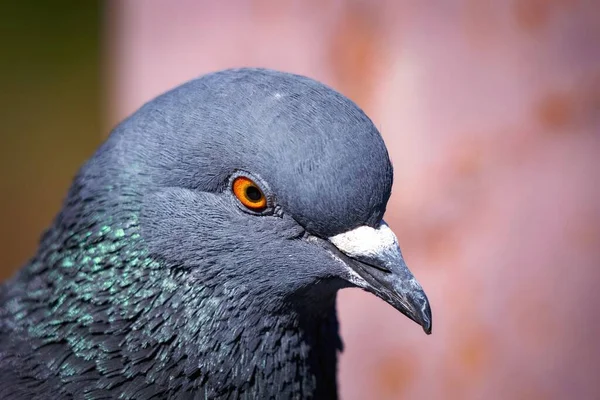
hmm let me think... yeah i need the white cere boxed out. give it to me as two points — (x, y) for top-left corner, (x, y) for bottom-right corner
(328, 222), (400, 260)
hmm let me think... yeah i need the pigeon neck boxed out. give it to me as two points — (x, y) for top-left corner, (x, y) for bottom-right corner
(13, 202), (344, 398)
(196, 297), (342, 399)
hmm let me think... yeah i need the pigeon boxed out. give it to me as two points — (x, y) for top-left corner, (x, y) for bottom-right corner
(0, 68), (431, 399)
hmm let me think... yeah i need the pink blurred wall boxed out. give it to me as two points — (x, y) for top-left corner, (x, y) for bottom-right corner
(107, 1), (600, 399)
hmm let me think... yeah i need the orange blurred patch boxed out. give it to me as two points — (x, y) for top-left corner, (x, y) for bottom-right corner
(441, 324), (495, 398)
(457, 326), (494, 377)
(513, 0), (552, 32)
(419, 223), (461, 265)
(535, 91), (575, 130)
(450, 140), (485, 178)
(327, 3), (386, 111)
(373, 351), (418, 399)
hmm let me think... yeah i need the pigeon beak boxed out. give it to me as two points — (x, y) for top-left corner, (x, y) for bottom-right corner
(328, 221), (432, 334)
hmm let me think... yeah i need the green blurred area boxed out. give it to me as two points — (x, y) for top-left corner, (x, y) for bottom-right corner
(0, 2), (103, 279)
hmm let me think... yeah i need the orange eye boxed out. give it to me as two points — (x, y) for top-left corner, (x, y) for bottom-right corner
(232, 176), (267, 211)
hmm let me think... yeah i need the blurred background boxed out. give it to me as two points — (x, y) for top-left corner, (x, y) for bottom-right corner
(1, 1), (599, 399)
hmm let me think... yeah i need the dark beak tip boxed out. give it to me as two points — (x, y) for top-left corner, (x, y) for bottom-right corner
(423, 321), (432, 335)
(417, 300), (432, 335)
(413, 312), (432, 335)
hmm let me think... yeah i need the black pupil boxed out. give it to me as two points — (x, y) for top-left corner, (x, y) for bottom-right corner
(245, 186), (262, 202)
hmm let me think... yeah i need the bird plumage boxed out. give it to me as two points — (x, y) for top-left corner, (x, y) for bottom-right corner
(0, 68), (431, 399)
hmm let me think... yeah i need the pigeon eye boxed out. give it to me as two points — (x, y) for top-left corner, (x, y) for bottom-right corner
(232, 176), (267, 211)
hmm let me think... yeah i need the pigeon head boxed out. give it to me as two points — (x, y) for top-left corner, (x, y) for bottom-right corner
(81, 68), (431, 332)
(0, 68), (431, 398)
